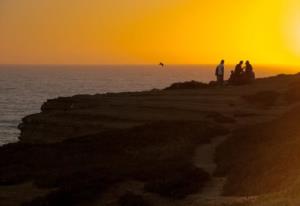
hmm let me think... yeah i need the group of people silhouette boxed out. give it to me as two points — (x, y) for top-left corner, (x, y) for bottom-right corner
(215, 60), (255, 85)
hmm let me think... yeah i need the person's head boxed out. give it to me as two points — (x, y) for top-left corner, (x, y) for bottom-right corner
(220, 59), (225, 64)
(239, 61), (243, 65)
(246, 60), (250, 65)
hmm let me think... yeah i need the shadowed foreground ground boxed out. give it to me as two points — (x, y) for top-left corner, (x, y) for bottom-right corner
(1, 74), (300, 206)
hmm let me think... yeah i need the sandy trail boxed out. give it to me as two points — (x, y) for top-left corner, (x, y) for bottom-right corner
(187, 133), (257, 206)
(193, 135), (228, 198)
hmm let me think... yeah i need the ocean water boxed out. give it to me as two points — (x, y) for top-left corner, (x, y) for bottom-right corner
(0, 64), (298, 145)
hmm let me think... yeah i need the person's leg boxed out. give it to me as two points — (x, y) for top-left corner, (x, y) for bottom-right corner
(217, 76), (223, 85)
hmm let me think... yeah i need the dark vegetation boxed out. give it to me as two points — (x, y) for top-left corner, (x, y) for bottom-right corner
(205, 112), (236, 124)
(215, 105), (300, 196)
(242, 90), (280, 108)
(284, 78), (300, 103)
(118, 193), (150, 206)
(164, 81), (210, 90)
(144, 166), (209, 199)
(0, 121), (228, 205)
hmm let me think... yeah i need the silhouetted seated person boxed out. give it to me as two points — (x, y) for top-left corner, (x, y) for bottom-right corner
(235, 61), (244, 77)
(229, 60), (255, 85)
(229, 61), (244, 85)
(244, 61), (255, 83)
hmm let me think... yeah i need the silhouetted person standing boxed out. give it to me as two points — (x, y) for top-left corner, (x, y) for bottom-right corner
(215, 60), (225, 85)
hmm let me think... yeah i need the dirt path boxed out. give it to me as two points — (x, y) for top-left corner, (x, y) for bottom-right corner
(193, 135), (228, 198)
(188, 133), (258, 206)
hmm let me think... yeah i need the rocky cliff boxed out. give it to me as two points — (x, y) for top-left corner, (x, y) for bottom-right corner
(1, 74), (299, 206)
(18, 75), (293, 144)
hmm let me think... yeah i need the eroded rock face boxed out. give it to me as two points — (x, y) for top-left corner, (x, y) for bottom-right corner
(19, 111), (108, 144)
(18, 74), (296, 144)
(18, 94), (143, 144)
(18, 89), (240, 144)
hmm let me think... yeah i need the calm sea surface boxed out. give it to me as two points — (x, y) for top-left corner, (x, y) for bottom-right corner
(0, 64), (298, 145)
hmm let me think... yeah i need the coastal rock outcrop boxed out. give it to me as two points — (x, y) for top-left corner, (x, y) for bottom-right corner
(1, 74), (300, 206)
(18, 88), (240, 144)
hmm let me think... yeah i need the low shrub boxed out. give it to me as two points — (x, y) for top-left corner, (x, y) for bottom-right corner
(144, 166), (210, 199)
(284, 84), (300, 103)
(206, 112), (236, 124)
(118, 192), (150, 206)
(242, 90), (280, 108)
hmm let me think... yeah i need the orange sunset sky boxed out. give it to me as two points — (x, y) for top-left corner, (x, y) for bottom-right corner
(0, 0), (300, 65)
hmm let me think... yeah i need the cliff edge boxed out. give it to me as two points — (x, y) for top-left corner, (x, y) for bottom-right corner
(1, 74), (300, 206)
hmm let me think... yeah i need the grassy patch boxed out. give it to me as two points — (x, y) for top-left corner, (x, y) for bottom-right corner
(215, 106), (300, 196)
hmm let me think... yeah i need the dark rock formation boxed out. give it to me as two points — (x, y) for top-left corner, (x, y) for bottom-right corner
(164, 81), (209, 90)
(18, 93), (146, 144)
